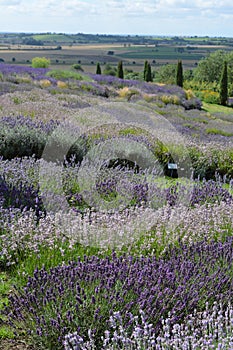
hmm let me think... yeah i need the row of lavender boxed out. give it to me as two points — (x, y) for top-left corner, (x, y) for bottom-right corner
(1, 155), (232, 224)
(1, 113), (233, 180)
(0, 63), (202, 108)
(2, 240), (233, 349)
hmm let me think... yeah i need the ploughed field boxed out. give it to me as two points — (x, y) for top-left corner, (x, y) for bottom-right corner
(0, 63), (233, 349)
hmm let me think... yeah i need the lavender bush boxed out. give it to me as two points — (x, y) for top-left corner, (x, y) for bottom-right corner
(0, 115), (59, 159)
(3, 238), (233, 349)
(0, 175), (43, 218)
(64, 302), (233, 349)
(0, 63), (51, 82)
(0, 115), (90, 162)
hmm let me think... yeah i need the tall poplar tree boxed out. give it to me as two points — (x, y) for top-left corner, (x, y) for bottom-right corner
(96, 62), (101, 75)
(143, 60), (148, 80)
(117, 61), (124, 79)
(219, 61), (228, 106)
(176, 60), (183, 87)
(145, 63), (153, 82)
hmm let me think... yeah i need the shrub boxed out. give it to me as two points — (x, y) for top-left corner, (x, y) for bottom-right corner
(181, 97), (202, 110)
(0, 116), (59, 160)
(103, 64), (117, 76)
(39, 79), (52, 88)
(196, 89), (220, 104)
(31, 57), (50, 68)
(47, 69), (83, 81)
(157, 64), (176, 85)
(118, 87), (139, 100)
(72, 64), (84, 72)
(57, 80), (68, 89)
(185, 89), (195, 99)
(159, 94), (180, 105)
(64, 303), (233, 349)
(0, 175), (43, 218)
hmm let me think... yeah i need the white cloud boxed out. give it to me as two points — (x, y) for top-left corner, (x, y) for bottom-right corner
(0, 0), (233, 35)
(0, 0), (21, 4)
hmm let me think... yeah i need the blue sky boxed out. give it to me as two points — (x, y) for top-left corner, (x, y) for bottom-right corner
(0, 0), (233, 36)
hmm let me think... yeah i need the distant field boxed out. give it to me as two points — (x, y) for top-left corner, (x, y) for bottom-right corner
(0, 33), (233, 73)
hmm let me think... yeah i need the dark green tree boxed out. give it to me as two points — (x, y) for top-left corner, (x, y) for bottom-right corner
(96, 62), (101, 75)
(176, 60), (183, 87)
(219, 61), (228, 106)
(145, 63), (153, 82)
(117, 61), (124, 79)
(143, 60), (148, 80)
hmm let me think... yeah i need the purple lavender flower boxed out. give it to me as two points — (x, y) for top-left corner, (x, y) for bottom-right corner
(3, 238), (233, 349)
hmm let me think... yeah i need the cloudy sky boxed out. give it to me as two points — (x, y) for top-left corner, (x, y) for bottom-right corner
(0, 0), (233, 36)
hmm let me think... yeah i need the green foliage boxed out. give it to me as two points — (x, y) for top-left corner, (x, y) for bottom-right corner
(157, 64), (176, 84)
(15, 242), (103, 285)
(96, 62), (101, 75)
(72, 63), (84, 72)
(118, 127), (145, 136)
(0, 273), (12, 299)
(12, 96), (22, 105)
(194, 50), (233, 84)
(195, 90), (220, 104)
(117, 61), (124, 79)
(23, 37), (44, 46)
(124, 71), (141, 80)
(219, 61), (228, 106)
(176, 60), (183, 87)
(185, 80), (219, 93)
(0, 325), (14, 339)
(188, 146), (216, 179)
(188, 146), (233, 179)
(206, 128), (233, 137)
(103, 64), (117, 76)
(183, 69), (194, 81)
(31, 57), (50, 68)
(46, 69), (83, 81)
(202, 101), (233, 115)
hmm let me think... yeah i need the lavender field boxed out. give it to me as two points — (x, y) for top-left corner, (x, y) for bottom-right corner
(0, 63), (233, 349)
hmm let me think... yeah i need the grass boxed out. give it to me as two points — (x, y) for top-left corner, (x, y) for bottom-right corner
(0, 273), (15, 340)
(202, 101), (233, 114)
(206, 128), (233, 136)
(0, 326), (14, 340)
(0, 243), (105, 341)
